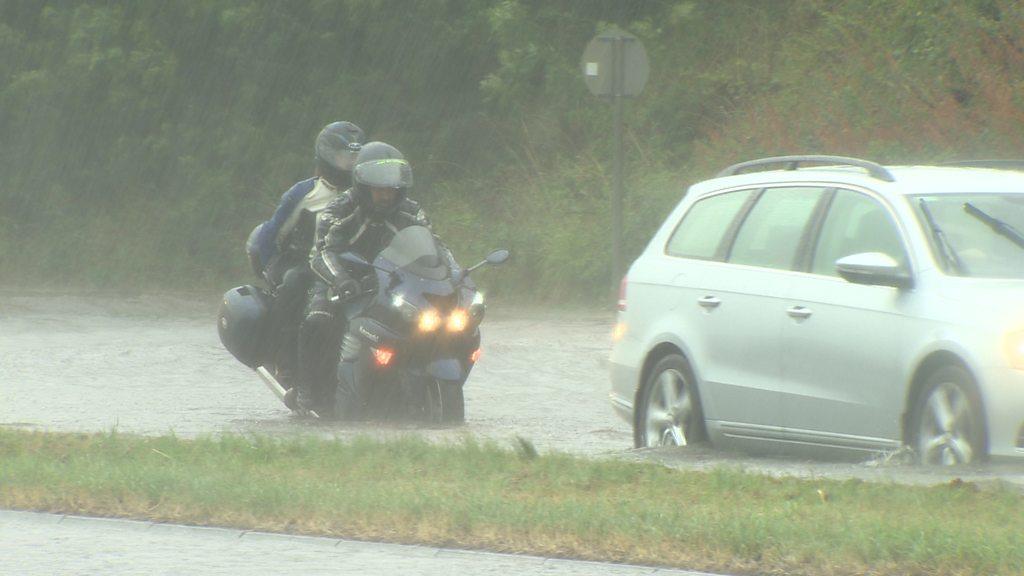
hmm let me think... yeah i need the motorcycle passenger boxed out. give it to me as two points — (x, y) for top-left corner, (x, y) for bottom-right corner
(247, 121), (365, 385)
(297, 141), (436, 415)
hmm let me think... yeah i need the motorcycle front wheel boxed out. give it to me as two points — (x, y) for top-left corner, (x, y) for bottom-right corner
(425, 380), (465, 425)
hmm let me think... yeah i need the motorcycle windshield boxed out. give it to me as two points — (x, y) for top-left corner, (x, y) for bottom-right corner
(377, 226), (448, 280)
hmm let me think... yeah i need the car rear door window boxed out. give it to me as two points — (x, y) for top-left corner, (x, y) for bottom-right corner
(811, 190), (907, 275)
(665, 189), (754, 260)
(727, 187), (826, 270)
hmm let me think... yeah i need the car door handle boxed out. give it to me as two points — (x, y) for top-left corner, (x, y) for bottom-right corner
(786, 306), (813, 319)
(697, 296), (721, 309)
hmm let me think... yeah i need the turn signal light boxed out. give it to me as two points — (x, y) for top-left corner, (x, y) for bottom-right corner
(447, 309), (469, 332)
(618, 275), (628, 311)
(372, 347), (395, 367)
(418, 309), (442, 332)
(470, 349), (482, 363)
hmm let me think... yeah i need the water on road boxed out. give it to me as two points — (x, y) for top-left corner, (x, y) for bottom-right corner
(0, 293), (627, 453)
(2, 291), (1022, 489)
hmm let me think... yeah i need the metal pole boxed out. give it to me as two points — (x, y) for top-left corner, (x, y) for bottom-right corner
(611, 36), (624, 296)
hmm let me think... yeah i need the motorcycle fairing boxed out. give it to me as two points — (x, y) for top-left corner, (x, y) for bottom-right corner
(349, 316), (402, 347)
(425, 358), (465, 382)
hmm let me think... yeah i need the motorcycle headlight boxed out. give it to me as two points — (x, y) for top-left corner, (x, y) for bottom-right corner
(418, 309), (442, 332)
(447, 309), (469, 332)
(392, 294), (419, 323)
(469, 291), (485, 318)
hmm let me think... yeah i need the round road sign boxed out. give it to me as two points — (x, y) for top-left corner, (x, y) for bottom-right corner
(581, 27), (648, 97)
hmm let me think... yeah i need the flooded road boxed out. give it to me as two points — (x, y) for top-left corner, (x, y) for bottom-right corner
(2, 292), (1022, 489)
(0, 292), (627, 453)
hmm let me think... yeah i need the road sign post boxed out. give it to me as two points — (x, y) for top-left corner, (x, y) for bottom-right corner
(582, 28), (648, 297)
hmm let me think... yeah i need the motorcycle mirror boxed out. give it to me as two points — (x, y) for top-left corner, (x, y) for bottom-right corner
(485, 249), (510, 266)
(462, 249), (511, 280)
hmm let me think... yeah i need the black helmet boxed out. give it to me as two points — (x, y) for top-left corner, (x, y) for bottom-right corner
(352, 141), (413, 218)
(314, 121), (365, 190)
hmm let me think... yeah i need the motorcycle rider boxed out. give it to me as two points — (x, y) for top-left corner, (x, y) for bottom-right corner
(297, 141), (439, 415)
(246, 121), (365, 386)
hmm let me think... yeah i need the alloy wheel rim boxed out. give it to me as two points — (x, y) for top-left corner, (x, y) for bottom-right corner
(917, 382), (975, 465)
(643, 368), (694, 447)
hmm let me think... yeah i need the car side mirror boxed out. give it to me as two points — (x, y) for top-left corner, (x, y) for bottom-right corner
(835, 252), (913, 289)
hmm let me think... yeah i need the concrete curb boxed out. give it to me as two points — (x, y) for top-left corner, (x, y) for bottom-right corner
(2, 509), (723, 576)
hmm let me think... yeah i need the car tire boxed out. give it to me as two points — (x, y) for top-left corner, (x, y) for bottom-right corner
(909, 365), (986, 465)
(634, 354), (707, 448)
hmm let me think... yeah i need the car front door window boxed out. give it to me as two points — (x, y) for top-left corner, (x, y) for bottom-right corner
(811, 190), (907, 275)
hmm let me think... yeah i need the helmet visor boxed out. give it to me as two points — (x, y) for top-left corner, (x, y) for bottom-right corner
(354, 159), (413, 190)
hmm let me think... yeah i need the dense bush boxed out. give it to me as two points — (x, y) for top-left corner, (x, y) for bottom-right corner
(2, 0), (1023, 302)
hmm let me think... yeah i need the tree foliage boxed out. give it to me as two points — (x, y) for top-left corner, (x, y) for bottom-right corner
(2, 0), (1024, 300)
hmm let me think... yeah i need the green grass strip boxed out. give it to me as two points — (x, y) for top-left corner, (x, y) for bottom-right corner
(1, 429), (1021, 576)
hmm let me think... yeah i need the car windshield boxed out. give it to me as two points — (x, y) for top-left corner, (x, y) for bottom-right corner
(376, 225), (448, 280)
(912, 193), (1024, 278)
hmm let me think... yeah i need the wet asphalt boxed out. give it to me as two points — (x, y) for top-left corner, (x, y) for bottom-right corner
(2, 291), (1021, 490)
(0, 292), (627, 453)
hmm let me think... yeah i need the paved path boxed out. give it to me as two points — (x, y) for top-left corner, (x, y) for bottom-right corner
(1, 510), (714, 576)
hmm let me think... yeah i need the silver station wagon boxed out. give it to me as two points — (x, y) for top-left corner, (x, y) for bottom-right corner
(610, 155), (1024, 464)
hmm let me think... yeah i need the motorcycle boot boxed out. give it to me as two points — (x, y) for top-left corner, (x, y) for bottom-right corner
(336, 328), (370, 420)
(267, 265), (310, 387)
(295, 280), (338, 413)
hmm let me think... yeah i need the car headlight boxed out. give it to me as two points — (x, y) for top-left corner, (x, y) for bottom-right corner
(1004, 330), (1024, 370)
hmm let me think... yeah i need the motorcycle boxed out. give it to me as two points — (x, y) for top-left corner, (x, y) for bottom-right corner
(328, 225), (508, 423)
(217, 224), (508, 423)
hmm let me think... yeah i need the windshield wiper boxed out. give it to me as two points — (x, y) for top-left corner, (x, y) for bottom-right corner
(918, 198), (967, 275)
(963, 202), (1024, 251)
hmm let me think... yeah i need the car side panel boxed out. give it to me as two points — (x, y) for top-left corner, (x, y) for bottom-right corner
(779, 275), (911, 443)
(626, 254), (787, 429)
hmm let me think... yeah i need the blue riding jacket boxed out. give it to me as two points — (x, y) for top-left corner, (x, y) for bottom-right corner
(251, 177), (339, 272)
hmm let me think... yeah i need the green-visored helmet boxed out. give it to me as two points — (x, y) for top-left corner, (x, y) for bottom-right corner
(352, 141), (413, 218)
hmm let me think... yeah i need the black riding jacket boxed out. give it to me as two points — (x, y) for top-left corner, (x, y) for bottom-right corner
(309, 190), (433, 286)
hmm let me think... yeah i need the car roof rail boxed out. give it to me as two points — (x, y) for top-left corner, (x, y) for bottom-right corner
(717, 155), (895, 182)
(940, 160), (1024, 171)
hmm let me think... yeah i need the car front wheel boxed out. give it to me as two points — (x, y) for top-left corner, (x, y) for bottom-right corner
(634, 354), (706, 448)
(910, 365), (986, 465)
